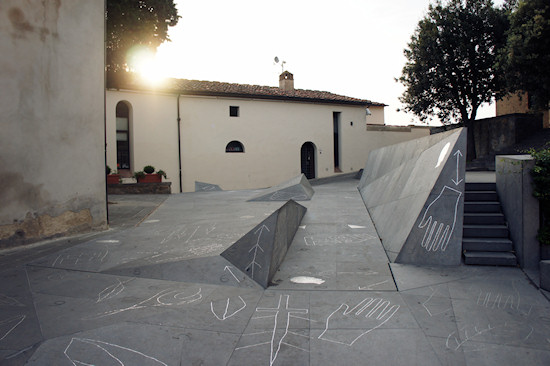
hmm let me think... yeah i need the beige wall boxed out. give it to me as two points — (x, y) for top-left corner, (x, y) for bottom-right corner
(106, 89), (428, 193)
(106, 90), (180, 192)
(0, 1), (106, 247)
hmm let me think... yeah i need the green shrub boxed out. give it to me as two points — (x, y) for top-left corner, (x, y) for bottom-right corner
(143, 165), (155, 174)
(529, 148), (550, 245)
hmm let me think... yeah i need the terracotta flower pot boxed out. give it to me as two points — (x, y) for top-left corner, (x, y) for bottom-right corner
(107, 174), (120, 184)
(137, 174), (162, 183)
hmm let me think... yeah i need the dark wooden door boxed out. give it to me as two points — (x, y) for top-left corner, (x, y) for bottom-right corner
(301, 142), (315, 179)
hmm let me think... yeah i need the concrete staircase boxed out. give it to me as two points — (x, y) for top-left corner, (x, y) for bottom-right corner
(462, 182), (518, 266)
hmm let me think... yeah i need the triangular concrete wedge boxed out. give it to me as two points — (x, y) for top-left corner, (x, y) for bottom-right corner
(221, 200), (307, 288)
(247, 174), (314, 201)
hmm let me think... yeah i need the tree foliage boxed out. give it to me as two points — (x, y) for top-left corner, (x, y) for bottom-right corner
(498, 0), (550, 110)
(398, 0), (508, 126)
(106, 0), (179, 79)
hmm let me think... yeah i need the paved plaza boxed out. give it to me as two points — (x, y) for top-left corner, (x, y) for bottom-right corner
(1, 177), (549, 365)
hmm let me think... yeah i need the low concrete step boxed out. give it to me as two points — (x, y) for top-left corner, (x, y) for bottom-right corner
(465, 191), (498, 202)
(464, 213), (505, 225)
(464, 202), (501, 213)
(463, 224), (509, 238)
(465, 182), (496, 191)
(463, 251), (517, 266)
(462, 238), (513, 252)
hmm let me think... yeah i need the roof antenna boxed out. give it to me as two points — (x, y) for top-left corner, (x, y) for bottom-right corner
(274, 56), (286, 73)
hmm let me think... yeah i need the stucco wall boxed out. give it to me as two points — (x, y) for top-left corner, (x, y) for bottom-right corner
(105, 91), (428, 193)
(106, 90), (180, 192)
(0, 1), (106, 247)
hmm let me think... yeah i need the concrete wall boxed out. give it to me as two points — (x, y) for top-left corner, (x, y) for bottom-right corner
(106, 90), (429, 192)
(473, 114), (543, 158)
(360, 129), (467, 265)
(496, 155), (540, 269)
(0, 1), (107, 247)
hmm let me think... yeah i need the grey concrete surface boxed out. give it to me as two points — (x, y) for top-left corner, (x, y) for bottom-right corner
(1, 178), (549, 366)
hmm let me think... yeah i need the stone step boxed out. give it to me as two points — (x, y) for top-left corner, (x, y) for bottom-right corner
(465, 182), (496, 191)
(464, 202), (501, 213)
(465, 191), (498, 202)
(462, 238), (513, 252)
(463, 251), (517, 266)
(463, 224), (509, 238)
(464, 213), (505, 225)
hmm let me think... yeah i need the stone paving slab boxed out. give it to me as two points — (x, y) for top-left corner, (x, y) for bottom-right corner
(1, 178), (550, 365)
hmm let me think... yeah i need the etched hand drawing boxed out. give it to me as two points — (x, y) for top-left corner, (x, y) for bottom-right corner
(318, 297), (399, 346)
(418, 186), (462, 252)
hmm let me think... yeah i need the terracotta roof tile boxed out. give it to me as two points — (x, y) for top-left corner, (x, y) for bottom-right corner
(113, 75), (386, 107)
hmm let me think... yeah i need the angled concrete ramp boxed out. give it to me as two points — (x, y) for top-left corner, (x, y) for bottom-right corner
(221, 200), (307, 288)
(247, 174), (314, 202)
(359, 128), (466, 265)
(195, 181), (222, 192)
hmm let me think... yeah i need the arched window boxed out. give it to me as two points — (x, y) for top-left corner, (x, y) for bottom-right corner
(116, 101), (131, 169)
(225, 141), (244, 153)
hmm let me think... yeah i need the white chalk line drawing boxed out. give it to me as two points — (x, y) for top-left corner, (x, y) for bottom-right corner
(64, 337), (168, 366)
(96, 278), (133, 303)
(0, 315), (26, 341)
(299, 225), (306, 230)
(445, 322), (534, 351)
(436, 142), (451, 168)
(418, 186), (462, 252)
(86, 287), (202, 319)
(211, 296), (246, 321)
(96, 239), (120, 243)
(471, 280), (532, 315)
(358, 280), (390, 290)
(348, 225), (366, 229)
(0, 294), (25, 307)
(236, 294), (309, 366)
(224, 265), (241, 283)
(318, 298), (399, 346)
(304, 236), (316, 246)
(452, 150), (464, 185)
(422, 287), (452, 317)
(245, 225), (269, 279)
(51, 246), (109, 267)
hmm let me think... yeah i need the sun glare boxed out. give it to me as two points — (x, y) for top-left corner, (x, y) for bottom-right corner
(127, 45), (167, 85)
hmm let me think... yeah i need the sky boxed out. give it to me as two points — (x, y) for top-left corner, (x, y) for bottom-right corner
(148, 0), (505, 126)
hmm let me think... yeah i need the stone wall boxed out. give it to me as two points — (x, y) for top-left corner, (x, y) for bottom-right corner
(0, 1), (107, 248)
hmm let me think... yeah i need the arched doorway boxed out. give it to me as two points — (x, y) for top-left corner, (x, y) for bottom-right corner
(301, 142), (316, 179)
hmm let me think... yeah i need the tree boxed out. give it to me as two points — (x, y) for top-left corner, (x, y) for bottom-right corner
(106, 0), (180, 83)
(398, 0), (508, 160)
(498, 0), (550, 110)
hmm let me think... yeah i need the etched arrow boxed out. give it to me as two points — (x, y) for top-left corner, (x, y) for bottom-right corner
(224, 265), (241, 283)
(245, 225), (270, 279)
(451, 150), (464, 185)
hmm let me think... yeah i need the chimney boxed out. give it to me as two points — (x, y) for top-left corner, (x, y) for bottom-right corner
(279, 71), (294, 91)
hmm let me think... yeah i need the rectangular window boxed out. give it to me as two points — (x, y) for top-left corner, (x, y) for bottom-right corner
(229, 106), (240, 117)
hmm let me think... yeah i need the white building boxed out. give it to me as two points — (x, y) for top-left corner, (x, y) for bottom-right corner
(107, 72), (429, 193)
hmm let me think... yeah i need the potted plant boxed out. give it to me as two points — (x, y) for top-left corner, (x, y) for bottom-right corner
(134, 165), (167, 183)
(106, 165), (121, 184)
